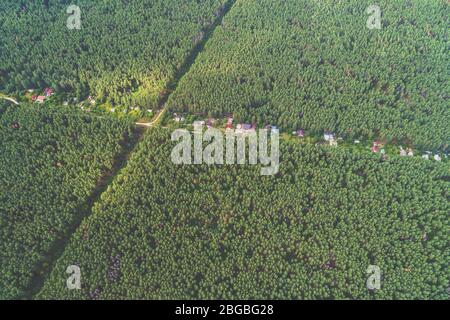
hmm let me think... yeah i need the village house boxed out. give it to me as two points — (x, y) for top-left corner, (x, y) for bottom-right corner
(172, 113), (185, 123)
(371, 144), (380, 153)
(323, 132), (337, 146)
(225, 117), (234, 129)
(422, 151), (432, 160)
(374, 140), (383, 147)
(236, 123), (254, 131)
(293, 129), (305, 137)
(264, 124), (278, 133)
(88, 96), (96, 105)
(434, 154), (442, 161)
(399, 147), (407, 157)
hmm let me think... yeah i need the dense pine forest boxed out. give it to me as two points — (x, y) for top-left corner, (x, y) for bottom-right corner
(0, 0), (227, 111)
(169, 0), (449, 151)
(0, 104), (132, 299)
(0, 0), (448, 301)
(38, 129), (449, 299)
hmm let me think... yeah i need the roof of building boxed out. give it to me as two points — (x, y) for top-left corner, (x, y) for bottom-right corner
(36, 96), (46, 102)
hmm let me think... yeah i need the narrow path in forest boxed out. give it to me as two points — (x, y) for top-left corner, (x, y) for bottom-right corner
(0, 95), (19, 105)
(24, 0), (237, 299)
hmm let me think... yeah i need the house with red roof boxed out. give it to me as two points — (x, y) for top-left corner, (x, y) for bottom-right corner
(35, 96), (46, 103)
(44, 88), (54, 97)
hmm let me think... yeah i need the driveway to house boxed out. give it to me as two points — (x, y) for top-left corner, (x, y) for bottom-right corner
(136, 107), (167, 128)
